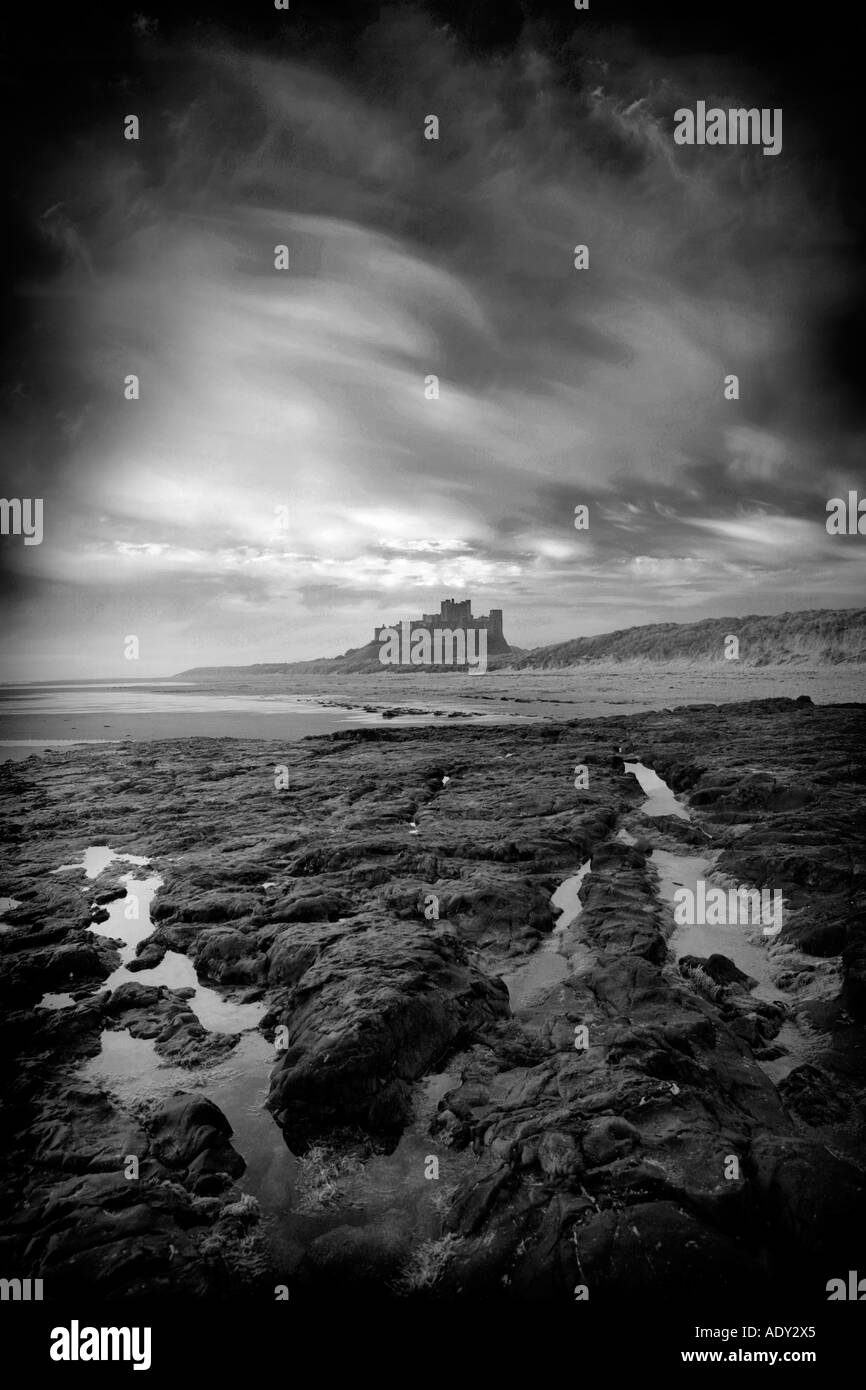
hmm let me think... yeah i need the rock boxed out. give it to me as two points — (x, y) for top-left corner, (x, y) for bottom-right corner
(149, 1094), (245, 1178)
(92, 887), (126, 906)
(266, 890), (351, 923)
(786, 909), (849, 956)
(44, 941), (116, 988)
(152, 889), (261, 925)
(537, 1130), (582, 1178)
(2, 697), (865, 1300)
(842, 926), (866, 1020)
(571, 1201), (762, 1299)
(193, 927), (265, 984)
(727, 1016), (763, 1046)
(30, 1086), (150, 1174)
(778, 1064), (853, 1125)
(680, 954), (756, 988)
(128, 940), (167, 971)
(437, 874), (557, 947)
(267, 925), (508, 1144)
(267, 923), (342, 986)
(748, 1134), (866, 1273)
(581, 1116), (640, 1168)
(104, 980), (163, 1014)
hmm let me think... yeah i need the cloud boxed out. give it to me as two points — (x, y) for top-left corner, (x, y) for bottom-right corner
(1, 7), (863, 676)
(725, 426), (788, 481)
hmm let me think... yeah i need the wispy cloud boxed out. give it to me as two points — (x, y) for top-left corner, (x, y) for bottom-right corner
(1, 7), (863, 675)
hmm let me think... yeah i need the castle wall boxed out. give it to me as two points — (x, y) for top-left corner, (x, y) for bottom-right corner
(374, 599), (510, 651)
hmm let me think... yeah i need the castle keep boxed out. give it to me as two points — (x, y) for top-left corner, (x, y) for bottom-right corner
(374, 598), (510, 655)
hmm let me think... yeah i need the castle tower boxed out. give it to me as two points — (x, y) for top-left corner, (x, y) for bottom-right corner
(441, 598), (472, 625)
(374, 598), (510, 655)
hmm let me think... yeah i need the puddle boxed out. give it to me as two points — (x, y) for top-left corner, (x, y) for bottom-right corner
(66, 844), (459, 1278)
(88, 872), (164, 963)
(78, 1021), (464, 1279)
(38, 992), (76, 1010)
(624, 761), (691, 820)
(323, 1070), (465, 1231)
(63, 848), (287, 1264)
(54, 845), (150, 879)
(652, 847), (785, 1004)
(210, 1032), (298, 1252)
(632, 771), (814, 1082)
(134, 951), (266, 1032)
(502, 950), (568, 1014)
(84, 870), (265, 1035)
(758, 1017), (820, 1086)
(47, 846), (264, 1037)
(502, 860), (592, 1014)
(94, 1030), (300, 1267)
(550, 861), (592, 935)
(77, 1022), (297, 1264)
(80, 1027), (204, 1097)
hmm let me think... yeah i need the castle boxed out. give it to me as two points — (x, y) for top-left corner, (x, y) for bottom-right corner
(374, 598), (510, 655)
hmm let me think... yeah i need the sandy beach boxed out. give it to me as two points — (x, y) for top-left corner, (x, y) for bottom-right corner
(3, 665), (866, 764)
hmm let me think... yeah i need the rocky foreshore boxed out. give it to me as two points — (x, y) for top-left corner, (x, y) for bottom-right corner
(1, 696), (864, 1301)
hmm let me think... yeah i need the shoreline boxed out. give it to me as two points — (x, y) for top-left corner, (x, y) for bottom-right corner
(4, 664), (866, 760)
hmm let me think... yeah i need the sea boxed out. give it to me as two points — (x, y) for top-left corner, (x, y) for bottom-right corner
(2, 665), (864, 763)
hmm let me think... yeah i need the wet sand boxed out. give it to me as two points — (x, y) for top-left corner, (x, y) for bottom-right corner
(4, 663), (865, 763)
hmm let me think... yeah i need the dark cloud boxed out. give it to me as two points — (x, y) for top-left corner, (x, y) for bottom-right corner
(1, 1), (863, 677)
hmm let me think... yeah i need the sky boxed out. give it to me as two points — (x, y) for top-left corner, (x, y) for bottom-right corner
(1, 1), (864, 678)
